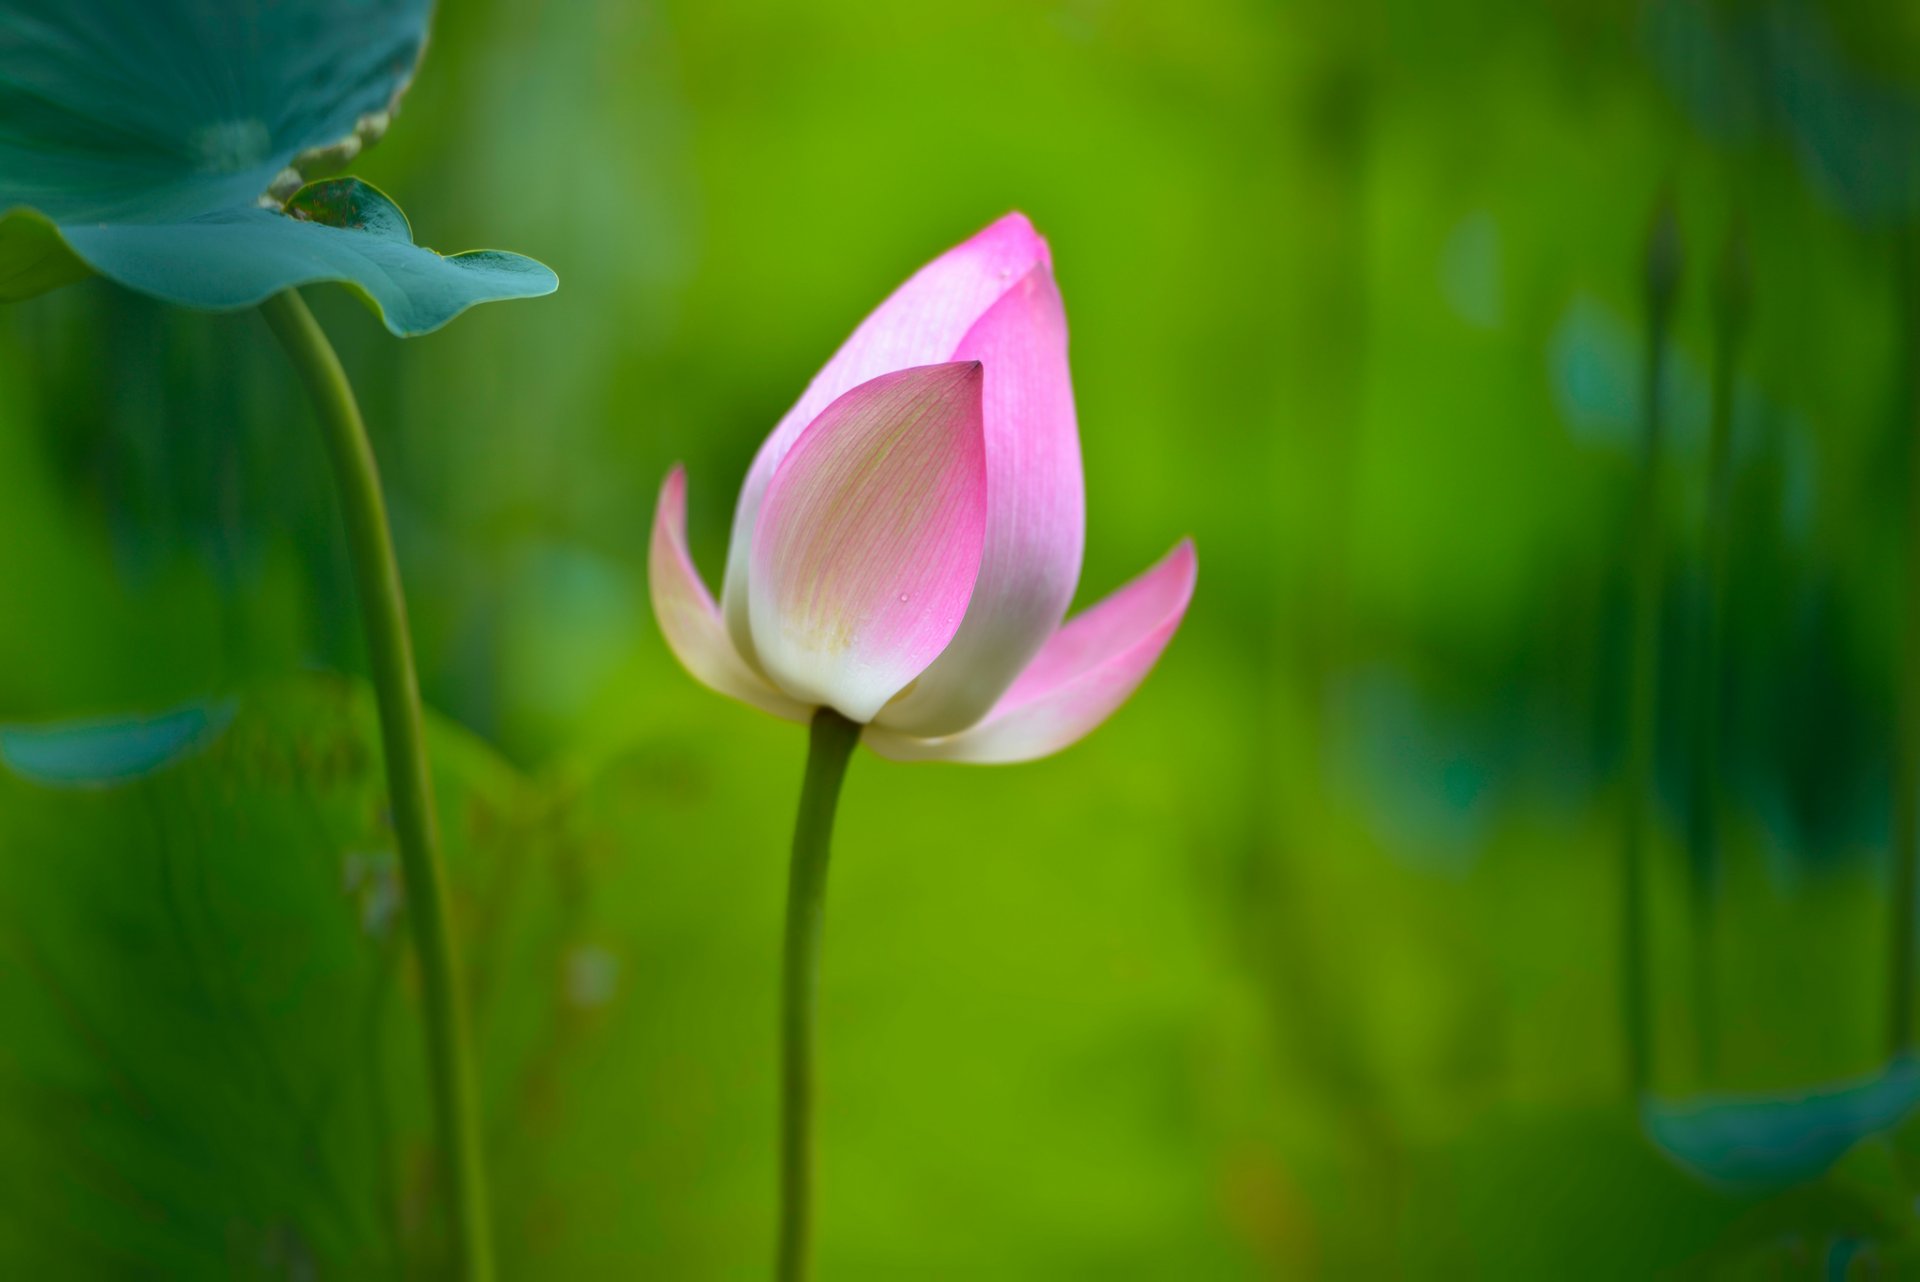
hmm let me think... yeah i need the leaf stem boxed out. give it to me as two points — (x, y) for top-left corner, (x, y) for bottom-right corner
(259, 289), (494, 1282)
(779, 708), (860, 1282)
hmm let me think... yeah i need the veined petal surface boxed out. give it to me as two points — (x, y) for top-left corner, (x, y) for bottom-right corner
(721, 212), (1050, 662)
(650, 467), (808, 721)
(875, 264), (1084, 736)
(748, 364), (989, 723)
(866, 540), (1195, 764)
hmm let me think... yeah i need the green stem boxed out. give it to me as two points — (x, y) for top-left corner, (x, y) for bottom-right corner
(779, 708), (861, 1282)
(1893, 227), (1920, 1060)
(259, 289), (494, 1282)
(1624, 200), (1679, 1097)
(1685, 227), (1745, 1084)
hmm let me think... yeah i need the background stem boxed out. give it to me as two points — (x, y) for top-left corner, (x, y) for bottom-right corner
(1624, 198), (1680, 1097)
(1685, 223), (1746, 1084)
(260, 289), (495, 1282)
(1893, 227), (1920, 1060)
(779, 709), (860, 1282)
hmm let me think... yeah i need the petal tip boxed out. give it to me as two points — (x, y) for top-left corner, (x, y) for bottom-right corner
(983, 209), (1036, 239)
(897, 359), (986, 400)
(975, 210), (1052, 272)
(1170, 537), (1198, 583)
(655, 465), (691, 527)
(1136, 538), (1199, 621)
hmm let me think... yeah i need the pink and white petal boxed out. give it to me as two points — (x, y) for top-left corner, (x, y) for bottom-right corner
(649, 467), (810, 722)
(874, 264), (1084, 737)
(748, 363), (989, 723)
(866, 539), (1195, 764)
(722, 212), (1050, 663)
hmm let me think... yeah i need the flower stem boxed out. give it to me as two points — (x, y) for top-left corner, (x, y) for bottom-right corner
(259, 289), (494, 1282)
(779, 708), (860, 1282)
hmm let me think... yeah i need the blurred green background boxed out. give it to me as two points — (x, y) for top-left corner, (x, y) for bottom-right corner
(6, 0), (1920, 1275)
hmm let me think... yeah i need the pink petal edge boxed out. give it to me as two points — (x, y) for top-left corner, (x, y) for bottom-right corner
(874, 263), (1085, 737)
(747, 363), (990, 723)
(865, 539), (1197, 764)
(720, 212), (1051, 666)
(649, 466), (810, 722)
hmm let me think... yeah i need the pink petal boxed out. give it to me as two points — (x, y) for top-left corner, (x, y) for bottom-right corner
(748, 363), (989, 723)
(649, 467), (810, 722)
(722, 212), (1050, 665)
(865, 540), (1196, 764)
(873, 264), (1084, 736)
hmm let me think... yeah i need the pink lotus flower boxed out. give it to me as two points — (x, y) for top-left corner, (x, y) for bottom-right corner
(649, 212), (1195, 762)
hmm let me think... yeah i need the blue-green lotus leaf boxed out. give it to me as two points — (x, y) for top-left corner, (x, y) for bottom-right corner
(68, 178), (557, 337)
(1642, 1058), (1920, 1192)
(0, 0), (556, 335)
(0, 698), (237, 787)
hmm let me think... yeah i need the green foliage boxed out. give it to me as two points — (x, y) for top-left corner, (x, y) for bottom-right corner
(1, 677), (1910, 1277)
(4, 0), (1920, 1274)
(0, 679), (552, 1276)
